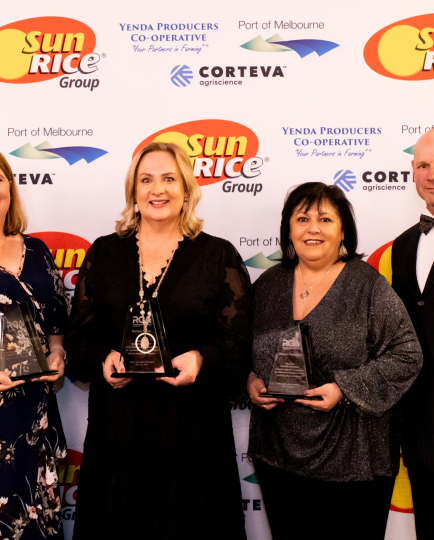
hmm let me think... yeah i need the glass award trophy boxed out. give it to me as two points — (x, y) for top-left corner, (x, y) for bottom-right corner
(0, 303), (58, 381)
(112, 297), (176, 378)
(263, 322), (319, 400)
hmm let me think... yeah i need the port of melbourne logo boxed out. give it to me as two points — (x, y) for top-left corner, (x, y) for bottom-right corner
(334, 170), (356, 192)
(171, 65), (193, 87)
(10, 141), (107, 165)
(240, 33), (339, 57)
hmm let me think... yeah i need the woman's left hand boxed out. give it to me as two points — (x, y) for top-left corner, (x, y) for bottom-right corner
(295, 382), (344, 412)
(158, 350), (203, 387)
(37, 351), (65, 382)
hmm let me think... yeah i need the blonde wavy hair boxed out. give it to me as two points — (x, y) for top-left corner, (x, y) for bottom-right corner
(116, 142), (203, 238)
(0, 153), (27, 235)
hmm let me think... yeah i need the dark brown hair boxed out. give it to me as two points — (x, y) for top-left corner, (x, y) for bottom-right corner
(280, 182), (362, 268)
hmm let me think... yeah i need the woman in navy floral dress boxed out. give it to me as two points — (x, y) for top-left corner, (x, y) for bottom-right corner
(0, 154), (69, 539)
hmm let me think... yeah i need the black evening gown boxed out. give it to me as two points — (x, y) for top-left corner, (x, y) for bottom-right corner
(66, 231), (251, 540)
(0, 235), (69, 540)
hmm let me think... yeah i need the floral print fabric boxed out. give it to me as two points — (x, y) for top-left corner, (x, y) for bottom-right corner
(0, 236), (69, 539)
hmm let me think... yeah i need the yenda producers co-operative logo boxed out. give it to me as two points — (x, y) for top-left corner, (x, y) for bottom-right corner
(364, 14), (434, 80)
(0, 17), (97, 84)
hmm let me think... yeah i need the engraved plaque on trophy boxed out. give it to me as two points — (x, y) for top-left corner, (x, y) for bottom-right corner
(263, 323), (320, 400)
(112, 298), (176, 378)
(0, 303), (58, 381)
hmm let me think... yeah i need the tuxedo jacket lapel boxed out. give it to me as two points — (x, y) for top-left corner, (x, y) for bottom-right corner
(406, 225), (423, 298)
(422, 256), (434, 297)
(408, 223), (434, 297)
(422, 268), (434, 296)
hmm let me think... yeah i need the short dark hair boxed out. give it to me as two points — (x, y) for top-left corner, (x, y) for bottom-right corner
(280, 182), (362, 268)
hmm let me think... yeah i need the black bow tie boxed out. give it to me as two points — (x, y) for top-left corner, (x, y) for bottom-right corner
(420, 214), (434, 235)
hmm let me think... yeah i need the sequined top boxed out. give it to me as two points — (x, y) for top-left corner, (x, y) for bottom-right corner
(248, 259), (423, 481)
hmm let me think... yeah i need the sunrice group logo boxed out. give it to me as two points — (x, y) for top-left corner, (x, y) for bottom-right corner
(0, 16), (99, 85)
(364, 14), (434, 80)
(58, 448), (82, 523)
(170, 65), (193, 86)
(135, 119), (264, 195)
(240, 33), (339, 57)
(29, 231), (91, 301)
(367, 241), (393, 284)
(333, 170), (356, 192)
(10, 141), (107, 165)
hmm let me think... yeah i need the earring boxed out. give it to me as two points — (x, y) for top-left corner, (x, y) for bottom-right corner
(134, 203), (139, 213)
(339, 241), (348, 258)
(287, 240), (296, 259)
(184, 197), (188, 203)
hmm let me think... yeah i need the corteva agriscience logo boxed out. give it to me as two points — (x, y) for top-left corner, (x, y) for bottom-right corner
(10, 141), (107, 165)
(362, 170), (411, 192)
(0, 17), (101, 87)
(364, 14), (434, 80)
(172, 64), (285, 87)
(241, 33), (339, 57)
(135, 120), (264, 195)
(333, 170), (356, 192)
(171, 65), (193, 86)
(333, 167), (410, 194)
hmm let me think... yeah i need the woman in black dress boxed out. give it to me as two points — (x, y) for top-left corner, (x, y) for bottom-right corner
(66, 142), (251, 540)
(247, 182), (422, 540)
(0, 153), (69, 539)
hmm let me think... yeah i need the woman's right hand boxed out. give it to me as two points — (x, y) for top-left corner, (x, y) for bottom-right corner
(103, 351), (132, 389)
(247, 371), (284, 411)
(0, 370), (25, 392)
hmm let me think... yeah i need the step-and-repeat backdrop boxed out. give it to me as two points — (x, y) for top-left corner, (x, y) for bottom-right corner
(0, 1), (431, 537)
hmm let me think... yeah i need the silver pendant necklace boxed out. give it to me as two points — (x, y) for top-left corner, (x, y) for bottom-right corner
(136, 233), (182, 353)
(298, 262), (336, 300)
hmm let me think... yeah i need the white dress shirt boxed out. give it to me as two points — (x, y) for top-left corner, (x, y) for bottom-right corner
(417, 211), (434, 292)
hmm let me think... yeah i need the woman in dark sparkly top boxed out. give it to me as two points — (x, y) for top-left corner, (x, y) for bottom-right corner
(247, 182), (422, 540)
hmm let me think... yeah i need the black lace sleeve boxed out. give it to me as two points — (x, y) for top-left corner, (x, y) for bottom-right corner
(199, 240), (252, 394)
(42, 244), (70, 335)
(65, 238), (111, 382)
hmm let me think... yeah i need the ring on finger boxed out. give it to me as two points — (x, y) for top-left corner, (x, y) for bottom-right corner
(262, 404), (267, 410)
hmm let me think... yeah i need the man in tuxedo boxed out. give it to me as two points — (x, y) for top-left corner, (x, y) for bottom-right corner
(392, 129), (434, 539)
